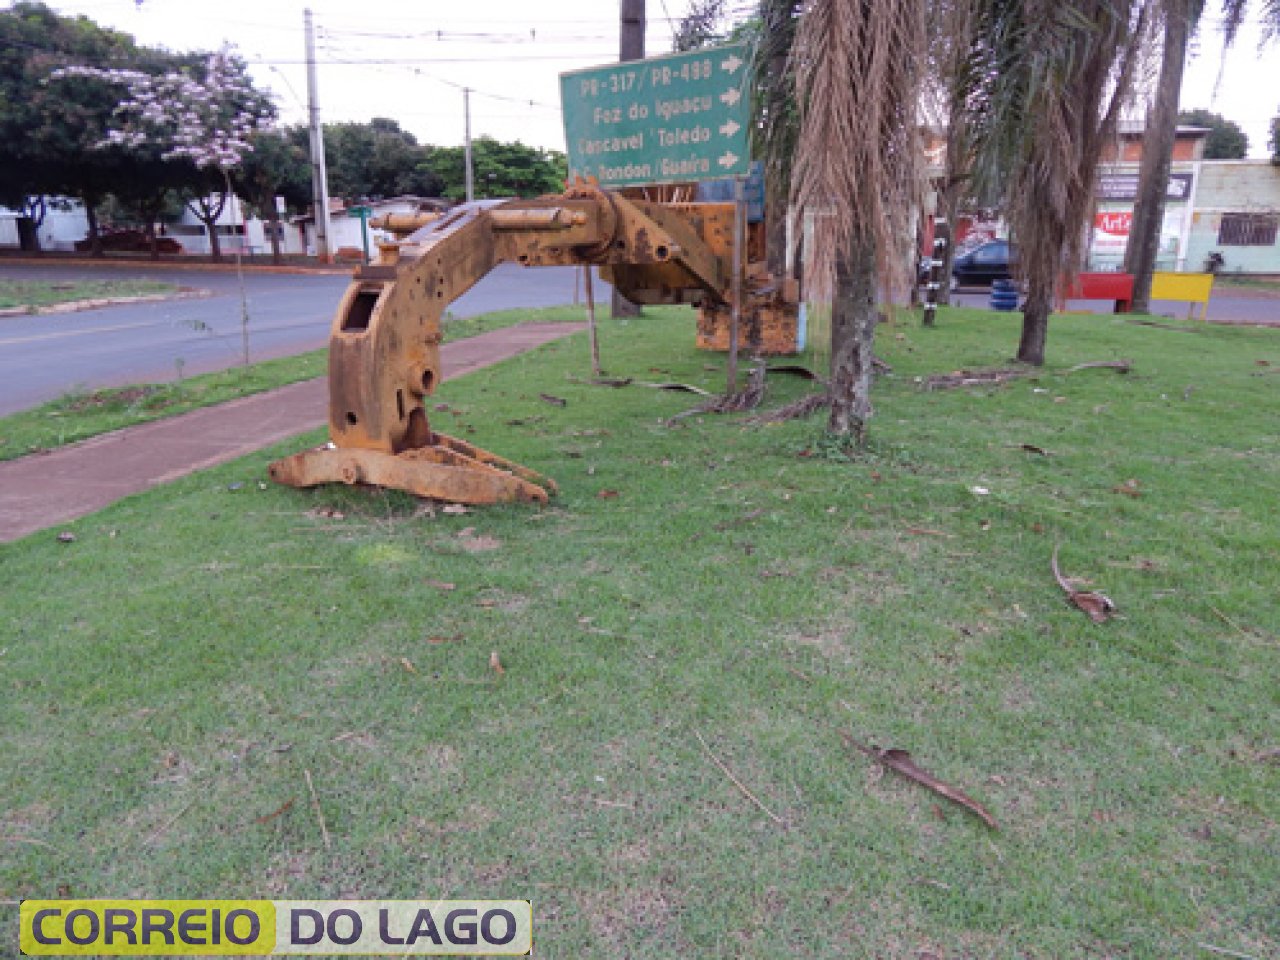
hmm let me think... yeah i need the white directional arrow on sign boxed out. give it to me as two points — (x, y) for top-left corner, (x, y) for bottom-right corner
(718, 151), (739, 169)
(720, 53), (744, 74)
(720, 88), (742, 107)
(719, 119), (741, 138)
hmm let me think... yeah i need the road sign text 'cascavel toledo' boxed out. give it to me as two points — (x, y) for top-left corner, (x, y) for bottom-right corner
(559, 44), (751, 188)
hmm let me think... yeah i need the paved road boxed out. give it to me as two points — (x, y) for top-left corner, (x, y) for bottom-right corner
(951, 286), (1280, 324)
(0, 323), (585, 543)
(0, 262), (606, 415)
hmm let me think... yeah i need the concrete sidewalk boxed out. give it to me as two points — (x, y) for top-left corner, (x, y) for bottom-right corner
(0, 323), (584, 543)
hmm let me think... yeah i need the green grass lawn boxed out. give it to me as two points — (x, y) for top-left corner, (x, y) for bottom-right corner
(1, 306), (1276, 958)
(0, 278), (178, 311)
(0, 306), (579, 461)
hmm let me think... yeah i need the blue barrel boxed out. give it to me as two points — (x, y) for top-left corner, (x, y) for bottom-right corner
(989, 279), (1019, 311)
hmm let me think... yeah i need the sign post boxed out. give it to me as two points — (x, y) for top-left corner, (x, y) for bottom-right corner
(728, 175), (745, 393)
(347, 204), (372, 264)
(560, 45), (751, 187)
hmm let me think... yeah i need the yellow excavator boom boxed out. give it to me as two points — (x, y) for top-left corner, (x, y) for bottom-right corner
(268, 183), (796, 505)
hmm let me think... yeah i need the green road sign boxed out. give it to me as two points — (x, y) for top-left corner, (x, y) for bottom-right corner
(560, 44), (750, 187)
(347, 205), (372, 218)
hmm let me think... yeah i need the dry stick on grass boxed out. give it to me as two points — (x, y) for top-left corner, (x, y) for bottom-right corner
(148, 799), (195, 845)
(254, 799), (295, 825)
(1196, 943), (1259, 960)
(839, 731), (999, 830)
(922, 368), (1031, 391)
(1209, 604), (1257, 640)
(694, 729), (785, 826)
(1065, 359), (1133, 373)
(304, 768), (331, 850)
(0, 834), (56, 849)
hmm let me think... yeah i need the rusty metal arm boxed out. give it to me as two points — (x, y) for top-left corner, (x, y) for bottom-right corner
(269, 186), (745, 505)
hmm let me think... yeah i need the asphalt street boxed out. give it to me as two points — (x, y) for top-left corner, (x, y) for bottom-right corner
(0, 262), (606, 415)
(2, 263), (1274, 416)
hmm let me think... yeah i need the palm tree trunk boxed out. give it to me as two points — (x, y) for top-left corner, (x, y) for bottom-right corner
(827, 240), (877, 441)
(1123, 0), (1191, 310)
(1017, 279), (1053, 365)
(937, 111), (968, 307)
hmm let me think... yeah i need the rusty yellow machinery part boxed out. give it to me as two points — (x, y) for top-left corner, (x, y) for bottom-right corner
(268, 183), (797, 506)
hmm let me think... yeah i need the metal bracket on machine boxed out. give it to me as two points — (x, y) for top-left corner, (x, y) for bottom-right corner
(268, 437), (556, 504)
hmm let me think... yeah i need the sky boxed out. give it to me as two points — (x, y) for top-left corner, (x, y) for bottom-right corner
(24, 0), (1280, 159)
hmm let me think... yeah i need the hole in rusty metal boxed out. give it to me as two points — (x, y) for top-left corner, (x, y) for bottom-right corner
(615, 240), (627, 250)
(421, 370), (436, 393)
(345, 411), (359, 426)
(655, 245), (670, 259)
(396, 390), (406, 420)
(341, 290), (379, 331)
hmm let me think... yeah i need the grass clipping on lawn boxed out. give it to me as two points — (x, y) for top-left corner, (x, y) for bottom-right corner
(1, 304), (1277, 958)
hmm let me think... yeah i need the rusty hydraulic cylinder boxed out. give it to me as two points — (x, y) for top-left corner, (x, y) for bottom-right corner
(370, 212), (441, 235)
(489, 207), (585, 230)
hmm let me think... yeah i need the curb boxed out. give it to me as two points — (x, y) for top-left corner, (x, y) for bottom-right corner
(0, 255), (352, 276)
(0, 288), (214, 319)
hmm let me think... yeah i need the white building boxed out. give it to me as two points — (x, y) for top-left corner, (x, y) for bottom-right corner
(290, 196), (452, 259)
(0, 201), (90, 251)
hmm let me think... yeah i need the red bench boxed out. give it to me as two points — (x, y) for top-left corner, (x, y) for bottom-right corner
(1059, 272), (1135, 313)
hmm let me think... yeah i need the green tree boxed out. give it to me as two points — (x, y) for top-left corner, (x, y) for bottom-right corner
(774, 0), (928, 442)
(1177, 108), (1249, 158)
(49, 46), (275, 262)
(960, 0), (1154, 365)
(422, 138), (566, 201)
(322, 119), (442, 201)
(673, 0), (729, 50)
(232, 127), (312, 263)
(0, 1), (163, 252)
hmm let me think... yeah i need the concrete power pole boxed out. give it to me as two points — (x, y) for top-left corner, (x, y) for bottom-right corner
(304, 8), (332, 263)
(612, 0), (645, 318)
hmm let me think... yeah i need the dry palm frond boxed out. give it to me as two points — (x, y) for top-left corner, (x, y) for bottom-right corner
(666, 363), (768, 425)
(747, 392), (831, 423)
(751, 0), (806, 200)
(789, 0), (928, 306)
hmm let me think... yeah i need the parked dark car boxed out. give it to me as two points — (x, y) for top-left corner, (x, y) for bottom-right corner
(74, 229), (183, 255)
(950, 239), (1016, 289)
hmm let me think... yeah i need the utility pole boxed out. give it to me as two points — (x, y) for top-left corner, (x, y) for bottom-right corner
(464, 87), (475, 203)
(304, 8), (332, 263)
(612, 0), (645, 318)
(620, 0), (645, 60)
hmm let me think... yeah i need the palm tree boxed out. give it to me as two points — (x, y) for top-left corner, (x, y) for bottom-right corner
(784, 0), (929, 441)
(958, 0), (1155, 365)
(1124, 0), (1198, 311)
